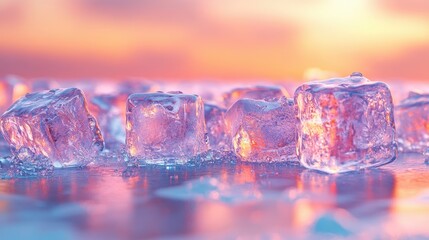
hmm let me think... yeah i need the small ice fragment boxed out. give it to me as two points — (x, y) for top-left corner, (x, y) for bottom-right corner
(126, 92), (208, 164)
(204, 103), (231, 151)
(225, 97), (297, 162)
(294, 73), (397, 173)
(0, 88), (104, 168)
(395, 92), (429, 153)
(223, 85), (289, 108)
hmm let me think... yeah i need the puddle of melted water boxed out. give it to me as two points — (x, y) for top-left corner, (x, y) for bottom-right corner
(0, 153), (428, 239)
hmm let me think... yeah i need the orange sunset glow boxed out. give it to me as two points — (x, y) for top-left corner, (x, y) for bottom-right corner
(0, 0), (428, 81)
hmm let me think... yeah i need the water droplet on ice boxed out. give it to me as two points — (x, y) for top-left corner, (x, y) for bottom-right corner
(350, 72), (363, 78)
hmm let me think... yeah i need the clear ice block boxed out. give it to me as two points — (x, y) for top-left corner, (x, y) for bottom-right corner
(0, 88), (104, 167)
(395, 92), (429, 153)
(223, 85), (289, 108)
(224, 97), (297, 162)
(126, 92), (208, 164)
(204, 103), (230, 151)
(294, 73), (397, 173)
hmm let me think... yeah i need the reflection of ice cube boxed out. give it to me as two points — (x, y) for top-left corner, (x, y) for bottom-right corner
(204, 103), (230, 151)
(294, 73), (396, 173)
(0, 88), (104, 167)
(395, 92), (429, 153)
(223, 85), (289, 108)
(126, 92), (208, 164)
(225, 97), (296, 162)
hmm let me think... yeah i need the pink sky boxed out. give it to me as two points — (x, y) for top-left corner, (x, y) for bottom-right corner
(0, 0), (428, 82)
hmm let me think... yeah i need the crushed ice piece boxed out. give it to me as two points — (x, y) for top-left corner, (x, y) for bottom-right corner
(204, 103), (231, 151)
(10, 147), (54, 177)
(223, 85), (289, 108)
(395, 92), (429, 153)
(294, 73), (397, 173)
(188, 149), (239, 165)
(0, 88), (104, 168)
(225, 97), (297, 162)
(126, 92), (208, 164)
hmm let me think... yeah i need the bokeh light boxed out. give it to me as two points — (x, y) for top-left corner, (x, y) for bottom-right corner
(0, 0), (428, 81)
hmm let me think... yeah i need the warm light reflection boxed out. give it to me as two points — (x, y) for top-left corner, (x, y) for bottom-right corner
(233, 127), (252, 159)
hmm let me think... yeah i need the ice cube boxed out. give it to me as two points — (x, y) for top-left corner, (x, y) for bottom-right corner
(204, 103), (230, 151)
(224, 97), (297, 162)
(0, 88), (104, 167)
(89, 94), (127, 146)
(126, 92), (208, 164)
(395, 92), (429, 153)
(223, 85), (289, 108)
(294, 73), (397, 173)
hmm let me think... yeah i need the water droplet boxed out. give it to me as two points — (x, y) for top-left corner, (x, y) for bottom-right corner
(350, 72), (363, 78)
(204, 133), (210, 144)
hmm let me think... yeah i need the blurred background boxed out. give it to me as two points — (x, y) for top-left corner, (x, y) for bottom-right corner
(0, 0), (428, 82)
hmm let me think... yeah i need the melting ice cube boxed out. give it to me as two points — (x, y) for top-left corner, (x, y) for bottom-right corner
(395, 92), (429, 153)
(225, 97), (297, 162)
(294, 73), (397, 173)
(0, 88), (104, 167)
(126, 92), (208, 164)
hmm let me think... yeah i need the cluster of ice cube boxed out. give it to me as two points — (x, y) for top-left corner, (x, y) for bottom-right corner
(0, 72), (424, 174)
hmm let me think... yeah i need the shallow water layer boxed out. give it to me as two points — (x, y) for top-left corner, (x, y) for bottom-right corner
(0, 153), (428, 239)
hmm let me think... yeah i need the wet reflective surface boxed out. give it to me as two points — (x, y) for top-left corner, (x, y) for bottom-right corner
(0, 153), (429, 239)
